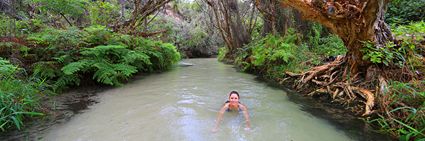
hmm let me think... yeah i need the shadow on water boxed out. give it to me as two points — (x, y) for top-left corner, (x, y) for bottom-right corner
(0, 86), (103, 141)
(252, 76), (395, 141)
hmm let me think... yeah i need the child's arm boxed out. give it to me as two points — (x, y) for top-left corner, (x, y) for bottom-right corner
(240, 104), (251, 129)
(212, 103), (229, 132)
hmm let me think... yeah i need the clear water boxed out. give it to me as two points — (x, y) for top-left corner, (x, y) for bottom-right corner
(42, 58), (390, 141)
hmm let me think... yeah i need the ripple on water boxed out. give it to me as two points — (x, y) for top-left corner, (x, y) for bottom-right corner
(37, 59), (392, 141)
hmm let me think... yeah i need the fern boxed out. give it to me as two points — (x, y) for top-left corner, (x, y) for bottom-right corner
(122, 50), (151, 65)
(61, 45), (145, 86)
(92, 62), (116, 85)
(0, 58), (18, 78)
(32, 61), (58, 79)
(53, 74), (80, 92)
(112, 63), (138, 77)
(61, 60), (90, 75)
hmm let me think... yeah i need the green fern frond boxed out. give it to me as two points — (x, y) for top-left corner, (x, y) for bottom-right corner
(54, 55), (70, 63)
(113, 63), (137, 77)
(0, 58), (18, 78)
(32, 61), (58, 79)
(91, 62), (115, 85)
(61, 60), (90, 75)
(122, 51), (151, 65)
(54, 74), (80, 92)
(81, 45), (126, 58)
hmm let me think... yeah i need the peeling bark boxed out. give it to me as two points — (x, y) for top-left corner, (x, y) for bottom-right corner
(279, 0), (393, 74)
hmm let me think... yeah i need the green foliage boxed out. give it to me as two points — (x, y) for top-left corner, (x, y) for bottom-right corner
(27, 27), (86, 50)
(308, 23), (347, 58)
(0, 14), (20, 36)
(183, 26), (208, 48)
(386, 0), (425, 25)
(83, 25), (113, 46)
(133, 38), (181, 71)
(392, 21), (425, 74)
(26, 26), (180, 89)
(362, 21), (425, 71)
(311, 35), (346, 57)
(61, 45), (143, 86)
(365, 26), (425, 139)
(87, 1), (120, 26)
(361, 41), (404, 66)
(0, 58), (43, 132)
(217, 47), (228, 62)
(236, 29), (312, 78)
(369, 80), (425, 140)
(250, 34), (296, 67)
(30, 0), (86, 18)
(308, 23), (323, 48)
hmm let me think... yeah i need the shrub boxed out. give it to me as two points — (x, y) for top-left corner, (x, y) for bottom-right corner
(0, 58), (43, 132)
(61, 45), (150, 86)
(133, 38), (181, 71)
(236, 29), (313, 78)
(217, 47), (228, 62)
(386, 0), (425, 25)
(369, 80), (425, 140)
(87, 1), (120, 26)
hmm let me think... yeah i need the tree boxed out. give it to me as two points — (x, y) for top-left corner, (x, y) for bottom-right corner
(255, 0), (289, 35)
(0, 0), (25, 20)
(112, 0), (171, 34)
(279, 0), (393, 75)
(31, 0), (86, 26)
(205, 0), (251, 60)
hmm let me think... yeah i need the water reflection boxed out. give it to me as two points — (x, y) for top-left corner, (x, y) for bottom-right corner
(42, 58), (391, 141)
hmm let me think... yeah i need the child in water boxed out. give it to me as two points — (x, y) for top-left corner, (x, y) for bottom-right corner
(212, 91), (251, 132)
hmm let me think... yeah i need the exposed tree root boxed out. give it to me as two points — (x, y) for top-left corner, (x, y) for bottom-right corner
(286, 56), (381, 116)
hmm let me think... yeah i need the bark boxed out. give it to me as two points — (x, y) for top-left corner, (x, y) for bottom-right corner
(255, 0), (277, 35)
(0, 0), (24, 20)
(293, 10), (311, 38)
(112, 0), (171, 34)
(205, 0), (251, 60)
(256, 0), (298, 36)
(279, 0), (393, 74)
(119, 0), (125, 20)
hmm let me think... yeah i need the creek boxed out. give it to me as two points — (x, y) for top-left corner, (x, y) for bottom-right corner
(42, 58), (391, 141)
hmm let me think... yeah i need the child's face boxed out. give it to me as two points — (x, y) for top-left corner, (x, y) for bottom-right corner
(229, 93), (239, 103)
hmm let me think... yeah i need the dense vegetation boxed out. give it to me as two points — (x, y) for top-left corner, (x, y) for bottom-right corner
(223, 21), (425, 140)
(0, 0), (180, 132)
(217, 1), (425, 140)
(1, 0), (424, 140)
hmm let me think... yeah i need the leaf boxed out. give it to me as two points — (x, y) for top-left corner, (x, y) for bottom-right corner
(61, 60), (89, 75)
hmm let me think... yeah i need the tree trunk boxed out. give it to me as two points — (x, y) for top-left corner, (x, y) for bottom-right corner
(112, 0), (171, 34)
(256, 0), (299, 36)
(279, 0), (393, 74)
(293, 10), (311, 38)
(205, 0), (251, 60)
(119, 0), (125, 21)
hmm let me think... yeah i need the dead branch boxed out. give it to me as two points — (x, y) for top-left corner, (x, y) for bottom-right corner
(352, 87), (375, 116)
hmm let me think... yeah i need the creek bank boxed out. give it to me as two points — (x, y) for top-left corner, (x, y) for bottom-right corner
(0, 84), (108, 141)
(232, 63), (397, 140)
(0, 68), (177, 141)
(250, 76), (396, 141)
(179, 46), (218, 58)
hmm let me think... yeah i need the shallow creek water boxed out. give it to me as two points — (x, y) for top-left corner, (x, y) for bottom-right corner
(41, 58), (391, 141)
